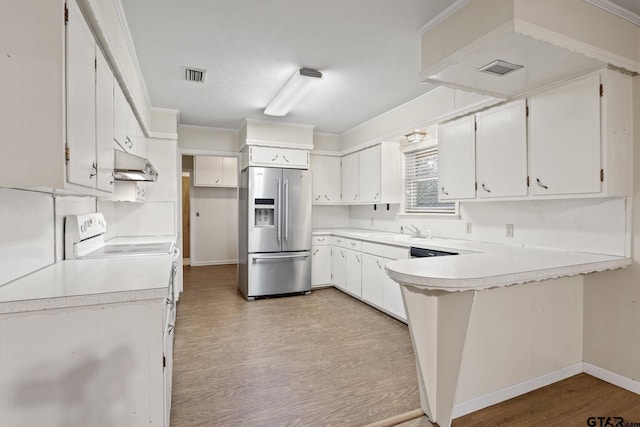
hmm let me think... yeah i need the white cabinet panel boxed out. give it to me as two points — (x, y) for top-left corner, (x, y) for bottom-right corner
(438, 115), (476, 200)
(310, 155), (341, 204)
(249, 146), (309, 169)
(345, 249), (362, 297)
(476, 99), (528, 198)
(222, 157), (238, 187)
(331, 246), (346, 290)
(113, 84), (135, 153)
(361, 253), (384, 308)
(359, 145), (381, 202)
(529, 74), (601, 196)
(66, 0), (97, 189)
(194, 156), (238, 187)
(95, 47), (114, 193)
(382, 269), (406, 321)
(341, 152), (359, 203)
(312, 245), (332, 287)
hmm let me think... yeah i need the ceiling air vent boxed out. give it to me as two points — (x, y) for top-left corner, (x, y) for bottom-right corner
(477, 60), (523, 76)
(184, 67), (206, 83)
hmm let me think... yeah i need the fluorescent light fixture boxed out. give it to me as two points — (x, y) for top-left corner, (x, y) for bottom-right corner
(404, 130), (427, 143)
(264, 68), (323, 116)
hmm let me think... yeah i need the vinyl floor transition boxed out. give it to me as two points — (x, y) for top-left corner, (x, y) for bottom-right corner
(171, 265), (640, 427)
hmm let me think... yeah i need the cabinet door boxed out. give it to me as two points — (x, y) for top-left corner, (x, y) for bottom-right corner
(163, 303), (176, 427)
(345, 249), (362, 297)
(113, 84), (133, 152)
(311, 245), (332, 287)
(382, 266), (406, 321)
(222, 157), (238, 186)
(529, 74), (601, 196)
(438, 116), (476, 200)
(95, 47), (114, 193)
(331, 247), (346, 290)
(250, 146), (308, 168)
(476, 99), (528, 198)
(341, 153), (359, 202)
(361, 254), (383, 307)
(194, 156), (223, 186)
(311, 155), (341, 203)
(66, 0), (96, 189)
(358, 145), (381, 202)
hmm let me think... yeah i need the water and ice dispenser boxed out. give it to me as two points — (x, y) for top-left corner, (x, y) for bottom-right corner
(254, 198), (275, 227)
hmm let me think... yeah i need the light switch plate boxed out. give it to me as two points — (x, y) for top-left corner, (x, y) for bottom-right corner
(506, 223), (514, 237)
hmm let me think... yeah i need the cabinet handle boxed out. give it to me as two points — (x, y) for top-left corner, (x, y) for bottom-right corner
(282, 155), (290, 163)
(374, 192), (379, 199)
(315, 195), (321, 201)
(125, 137), (133, 148)
(354, 193), (358, 201)
(441, 187), (449, 196)
(341, 251), (345, 258)
(271, 154), (279, 162)
(324, 195), (330, 201)
(313, 249), (319, 255)
(336, 239), (341, 242)
(376, 260), (382, 269)
(89, 162), (97, 178)
(356, 255), (360, 263)
(168, 324), (175, 335)
(166, 297), (174, 306)
(317, 238), (325, 242)
(536, 178), (549, 189)
(350, 242), (356, 246)
(481, 183), (491, 193)
(216, 179), (220, 184)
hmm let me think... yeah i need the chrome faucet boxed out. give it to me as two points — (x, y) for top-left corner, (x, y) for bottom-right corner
(405, 224), (421, 237)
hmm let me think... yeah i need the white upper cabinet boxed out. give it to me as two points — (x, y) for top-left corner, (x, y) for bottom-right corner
(95, 47), (115, 193)
(529, 74), (601, 196)
(340, 142), (401, 204)
(193, 156), (237, 187)
(245, 146), (309, 169)
(341, 152), (359, 203)
(310, 155), (341, 204)
(475, 99), (527, 198)
(359, 145), (382, 202)
(438, 116), (476, 200)
(66, 0), (97, 190)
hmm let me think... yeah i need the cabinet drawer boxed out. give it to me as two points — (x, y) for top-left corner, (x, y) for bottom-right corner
(333, 236), (361, 251)
(362, 242), (408, 260)
(312, 235), (331, 246)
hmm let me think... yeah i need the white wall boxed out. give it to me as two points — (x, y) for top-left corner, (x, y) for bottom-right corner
(312, 206), (350, 229)
(582, 75), (640, 382)
(98, 201), (176, 237)
(191, 187), (238, 265)
(178, 125), (239, 152)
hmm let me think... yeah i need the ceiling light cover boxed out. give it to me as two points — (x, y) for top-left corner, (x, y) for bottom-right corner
(264, 68), (323, 116)
(405, 130), (427, 143)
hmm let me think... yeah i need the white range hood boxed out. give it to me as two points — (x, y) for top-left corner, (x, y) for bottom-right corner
(420, 0), (640, 98)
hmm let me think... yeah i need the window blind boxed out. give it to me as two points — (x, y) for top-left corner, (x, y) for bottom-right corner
(403, 147), (456, 214)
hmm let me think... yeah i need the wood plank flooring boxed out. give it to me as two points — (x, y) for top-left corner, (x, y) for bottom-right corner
(170, 265), (421, 427)
(171, 265), (640, 427)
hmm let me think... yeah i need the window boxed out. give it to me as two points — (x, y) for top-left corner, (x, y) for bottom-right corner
(403, 147), (456, 214)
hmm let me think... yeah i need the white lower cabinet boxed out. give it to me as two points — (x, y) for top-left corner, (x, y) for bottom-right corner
(0, 297), (174, 426)
(361, 254), (384, 308)
(331, 245), (346, 291)
(381, 271), (406, 320)
(345, 249), (362, 297)
(311, 245), (332, 287)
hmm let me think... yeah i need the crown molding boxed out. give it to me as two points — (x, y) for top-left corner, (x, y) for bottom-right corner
(583, 0), (640, 26)
(418, 0), (473, 34)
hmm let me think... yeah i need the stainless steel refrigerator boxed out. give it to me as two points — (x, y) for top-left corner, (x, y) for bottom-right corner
(238, 167), (312, 300)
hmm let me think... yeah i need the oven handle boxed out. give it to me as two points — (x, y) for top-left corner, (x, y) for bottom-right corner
(172, 247), (181, 261)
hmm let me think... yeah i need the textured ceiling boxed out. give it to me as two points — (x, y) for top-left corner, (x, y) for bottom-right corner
(119, 0), (455, 134)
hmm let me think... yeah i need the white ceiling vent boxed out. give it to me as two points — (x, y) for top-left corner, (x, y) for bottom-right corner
(477, 60), (523, 76)
(184, 67), (206, 83)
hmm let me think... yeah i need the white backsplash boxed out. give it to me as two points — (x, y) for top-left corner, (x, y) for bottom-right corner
(312, 205), (350, 229)
(347, 198), (627, 256)
(99, 201), (176, 237)
(0, 189), (55, 285)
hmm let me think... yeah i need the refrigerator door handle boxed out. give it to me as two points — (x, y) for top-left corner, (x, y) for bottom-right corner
(252, 254), (310, 262)
(284, 179), (289, 241)
(277, 178), (282, 242)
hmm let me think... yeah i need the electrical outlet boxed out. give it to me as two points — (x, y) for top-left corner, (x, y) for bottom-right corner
(506, 223), (514, 238)
(465, 222), (472, 234)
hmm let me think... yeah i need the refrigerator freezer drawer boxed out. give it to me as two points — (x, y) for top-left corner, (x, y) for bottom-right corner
(247, 251), (311, 298)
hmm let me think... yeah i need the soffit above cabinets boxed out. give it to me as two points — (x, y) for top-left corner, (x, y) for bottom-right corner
(420, 0), (640, 98)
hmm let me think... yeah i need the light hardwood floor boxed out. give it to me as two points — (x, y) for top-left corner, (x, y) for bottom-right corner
(170, 265), (421, 427)
(171, 265), (640, 427)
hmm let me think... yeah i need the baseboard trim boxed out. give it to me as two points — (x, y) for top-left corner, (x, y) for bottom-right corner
(583, 362), (640, 395)
(190, 260), (237, 266)
(451, 363), (584, 418)
(362, 408), (425, 427)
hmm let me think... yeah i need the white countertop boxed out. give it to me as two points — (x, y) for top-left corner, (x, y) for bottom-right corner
(0, 250), (175, 315)
(313, 228), (631, 292)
